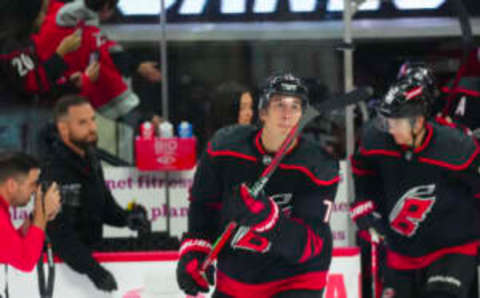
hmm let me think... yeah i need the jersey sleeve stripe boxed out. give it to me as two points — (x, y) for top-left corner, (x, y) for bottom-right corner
(207, 142), (257, 162)
(290, 217), (324, 263)
(360, 147), (402, 158)
(278, 164), (340, 186)
(417, 145), (480, 170)
(441, 86), (480, 97)
(352, 164), (376, 176)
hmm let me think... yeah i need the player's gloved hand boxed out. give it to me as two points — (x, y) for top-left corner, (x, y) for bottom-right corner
(357, 213), (386, 239)
(223, 183), (280, 233)
(126, 203), (151, 234)
(87, 264), (118, 292)
(350, 201), (386, 239)
(176, 237), (215, 296)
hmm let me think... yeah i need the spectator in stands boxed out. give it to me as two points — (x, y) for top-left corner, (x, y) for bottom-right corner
(209, 81), (257, 137)
(0, 0), (101, 153)
(0, 152), (60, 272)
(0, 0), (83, 101)
(34, 0), (162, 123)
(39, 94), (150, 293)
(237, 90), (256, 125)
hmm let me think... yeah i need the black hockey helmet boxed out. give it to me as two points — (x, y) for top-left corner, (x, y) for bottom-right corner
(397, 61), (438, 98)
(378, 78), (433, 119)
(258, 73), (309, 111)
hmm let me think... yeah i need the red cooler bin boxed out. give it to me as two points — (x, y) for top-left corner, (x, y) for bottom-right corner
(135, 137), (197, 171)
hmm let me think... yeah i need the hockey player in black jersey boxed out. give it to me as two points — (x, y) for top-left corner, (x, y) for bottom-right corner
(176, 73), (339, 298)
(350, 75), (480, 298)
(397, 61), (472, 136)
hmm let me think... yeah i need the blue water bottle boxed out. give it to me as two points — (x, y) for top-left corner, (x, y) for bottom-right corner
(177, 121), (193, 138)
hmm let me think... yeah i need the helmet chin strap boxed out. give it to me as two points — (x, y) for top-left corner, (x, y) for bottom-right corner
(406, 117), (425, 161)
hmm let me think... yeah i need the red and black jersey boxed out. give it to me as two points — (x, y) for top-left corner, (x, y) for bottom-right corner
(188, 125), (339, 294)
(351, 121), (480, 270)
(33, 0), (139, 117)
(441, 77), (480, 131)
(0, 38), (67, 102)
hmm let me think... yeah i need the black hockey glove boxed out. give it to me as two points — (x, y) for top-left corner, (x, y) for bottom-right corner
(176, 237), (215, 296)
(86, 264), (118, 292)
(126, 203), (151, 234)
(222, 183), (280, 233)
(350, 201), (386, 238)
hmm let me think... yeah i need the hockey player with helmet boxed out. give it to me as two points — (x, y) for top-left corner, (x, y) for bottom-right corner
(397, 61), (472, 135)
(176, 73), (339, 298)
(350, 74), (480, 298)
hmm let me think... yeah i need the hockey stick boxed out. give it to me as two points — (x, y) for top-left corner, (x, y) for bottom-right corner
(200, 86), (374, 275)
(370, 229), (381, 298)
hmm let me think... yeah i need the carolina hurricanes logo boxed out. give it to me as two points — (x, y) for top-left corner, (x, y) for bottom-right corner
(230, 193), (293, 253)
(389, 184), (436, 237)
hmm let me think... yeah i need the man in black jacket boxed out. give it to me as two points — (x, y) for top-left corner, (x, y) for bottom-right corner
(40, 94), (149, 292)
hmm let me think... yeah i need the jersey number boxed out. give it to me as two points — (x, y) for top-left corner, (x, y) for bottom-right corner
(323, 200), (333, 223)
(389, 185), (436, 237)
(12, 54), (35, 77)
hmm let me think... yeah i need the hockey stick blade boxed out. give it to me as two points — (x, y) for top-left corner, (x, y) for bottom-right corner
(316, 86), (374, 114)
(200, 86), (373, 273)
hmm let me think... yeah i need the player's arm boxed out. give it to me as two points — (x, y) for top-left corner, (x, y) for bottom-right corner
(226, 182), (338, 264)
(271, 183), (338, 264)
(350, 146), (386, 236)
(187, 149), (223, 241)
(455, 138), (480, 197)
(224, 160), (339, 264)
(177, 147), (223, 296)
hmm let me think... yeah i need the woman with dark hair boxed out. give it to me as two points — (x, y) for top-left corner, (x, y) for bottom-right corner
(236, 90), (256, 125)
(210, 81), (258, 136)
